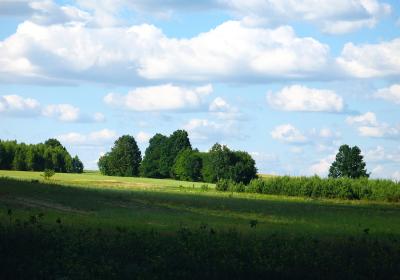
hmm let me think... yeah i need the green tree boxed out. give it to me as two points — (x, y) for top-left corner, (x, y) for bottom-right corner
(98, 153), (111, 175)
(202, 143), (234, 183)
(71, 156), (84, 173)
(99, 135), (142, 177)
(13, 144), (28, 171)
(172, 149), (203, 181)
(159, 130), (191, 178)
(140, 134), (169, 178)
(328, 145), (369, 179)
(229, 151), (258, 184)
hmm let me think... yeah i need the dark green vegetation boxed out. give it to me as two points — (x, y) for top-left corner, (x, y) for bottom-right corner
(100, 130), (257, 184)
(217, 176), (400, 202)
(0, 138), (83, 173)
(98, 135), (142, 177)
(329, 144), (369, 178)
(1, 173), (400, 278)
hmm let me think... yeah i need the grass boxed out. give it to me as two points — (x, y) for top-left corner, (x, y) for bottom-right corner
(0, 170), (400, 237)
(1, 170), (400, 278)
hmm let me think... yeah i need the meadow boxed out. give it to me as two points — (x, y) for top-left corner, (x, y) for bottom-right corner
(1, 170), (400, 278)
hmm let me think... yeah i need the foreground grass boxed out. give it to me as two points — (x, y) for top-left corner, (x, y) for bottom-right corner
(0, 170), (400, 237)
(1, 171), (400, 278)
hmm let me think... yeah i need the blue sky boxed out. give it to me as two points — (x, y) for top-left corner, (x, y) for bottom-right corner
(0, 0), (399, 179)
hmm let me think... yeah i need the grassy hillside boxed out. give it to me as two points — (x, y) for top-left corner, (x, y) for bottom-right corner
(1, 171), (400, 278)
(1, 170), (400, 237)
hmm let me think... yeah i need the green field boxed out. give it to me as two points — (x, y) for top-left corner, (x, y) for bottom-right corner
(1, 170), (400, 278)
(1, 170), (400, 237)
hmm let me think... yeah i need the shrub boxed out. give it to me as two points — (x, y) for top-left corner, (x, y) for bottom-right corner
(41, 169), (55, 180)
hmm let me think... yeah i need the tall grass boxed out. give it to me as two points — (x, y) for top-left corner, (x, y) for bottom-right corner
(217, 176), (400, 202)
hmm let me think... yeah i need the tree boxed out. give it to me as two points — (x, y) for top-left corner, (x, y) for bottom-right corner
(328, 145), (369, 179)
(44, 138), (65, 150)
(202, 143), (234, 183)
(98, 135), (142, 177)
(173, 149), (203, 181)
(71, 156), (84, 173)
(229, 151), (258, 184)
(140, 134), (169, 178)
(159, 130), (191, 178)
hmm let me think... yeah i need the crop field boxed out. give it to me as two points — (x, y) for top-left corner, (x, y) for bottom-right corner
(1, 170), (400, 278)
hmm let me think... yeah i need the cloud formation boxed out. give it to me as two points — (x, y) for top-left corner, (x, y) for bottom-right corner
(57, 129), (117, 146)
(337, 38), (400, 78)
(271, 124), (308, 144)
(0, 94), (40, 117)
(104, 84), (212, 112)
(374, 84), (400, 105)
(347, 112), (400, 138)
(267, 85), (344, 112)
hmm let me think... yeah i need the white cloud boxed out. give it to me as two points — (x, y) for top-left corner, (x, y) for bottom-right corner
(371, 165), (384, 177)
(346, 112), (378, 126)
(136, 131), (151, 144)
(347, 112), (400, 138)
(374, 84), (400, 105)
(267, 85), (344, 112)
(183, 118), (240, 142)
(365, 145), (400, 163)
(271, 124), (308, 144)
(209, 97), (241, 120)
(42, 104), (80, 122)
(57, 129), (117, 146)
(105, 84), (212, 112)
(337, 38), (400, 78)
(0, 20), (331, 85)
(42, 104), (104, 122)
(79, 0), (391, 33)
(309, 154), (335, 176)
(0, 94), (40, 116)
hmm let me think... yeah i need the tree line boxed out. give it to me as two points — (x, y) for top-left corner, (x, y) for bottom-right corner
(98, 130), (258, 184)
(0, 138), (83, 173)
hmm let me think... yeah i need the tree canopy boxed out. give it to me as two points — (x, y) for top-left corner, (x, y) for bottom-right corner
(328, 144), (369, 179)
(98, 135), (141, 177)
(0, 139), (83, 173)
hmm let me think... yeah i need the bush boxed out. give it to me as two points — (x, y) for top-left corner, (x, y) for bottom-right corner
(241, 176), (400, 202)
(41, 169), (55, 180)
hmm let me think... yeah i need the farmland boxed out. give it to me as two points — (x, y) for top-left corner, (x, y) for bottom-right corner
(1, 170), (400, 278)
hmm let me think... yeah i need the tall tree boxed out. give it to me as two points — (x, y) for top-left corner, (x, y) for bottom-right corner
(159, 130), (191, 178)
(328, 145), (369, 179)
(140, 134), (169, 178)
(71, 155), (84, 173)
(98, 135), (142, 177)
(172, 149), (203, 181)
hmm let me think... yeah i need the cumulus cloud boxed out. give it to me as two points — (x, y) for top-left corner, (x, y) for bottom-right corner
(0, 94), (40, 117)
(347, 112), (400, 138)
(309, 154), (335, 176)
(365, 145), (400, 163)
(0, 20), (332, 85)
(57, 129), (117, 146)
(271, 124), (308, 144)
(42, 104), (105, 122)
(209, 97), (241, 120)
(374, 84), (400, 105)
(136, 131), (151, 144)
(0, 94), (104, 122)
(0, 0), (91, 25)
(105, 84), (212, 112)
(183, 118), (241, 142)
(267, 85), (344, 112)
(74, 0), (391, 33)
(337, 38), (400, 78)
(346, 112), (378, 126)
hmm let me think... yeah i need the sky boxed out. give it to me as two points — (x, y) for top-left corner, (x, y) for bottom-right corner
(0, 0), (399, 179)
